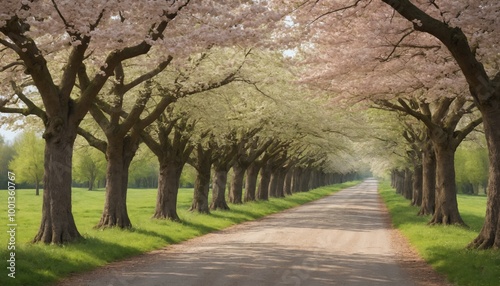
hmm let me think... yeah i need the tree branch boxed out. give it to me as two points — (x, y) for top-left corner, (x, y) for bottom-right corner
(77, 127), (107, 153)
(122, 56), (173, 93)
(454, 116), (483, 147)
(432, 97), (455, 124)
(137, 92), (177, 129)
(0, 61), (23, 72)
(10, 81), (47, 123)
(396, 98), (435, 129)
(381, 0), (492, 104)
(119, 82), (153, 133)
(1, 17), (60, 115)
(309, 0), (363, 24)
(73, 1), (190, 121)
(89, 103), (110, 132)
(378, 28), (415, 62)
(139, 130), (162, 157)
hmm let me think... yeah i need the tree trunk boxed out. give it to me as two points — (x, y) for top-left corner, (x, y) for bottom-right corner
(211, 168), (230, 210)
(229, 162), (245, 204)
(35, 176), (40, 196)
(284, 168), (293, 196)
(394, 170), (404, 194)
(379, 0), (500, 249)
(96, 137), (135, 229)
(419, 141), (436, 216)
(300, 168), (312, 192)
(274, 168), (286, 198)
(292, 168), (303, 193)
(153, 160), (184, 221)
(146, 123), (193, 221)
(190, 150), (211, 214)
(391, 170), (397, 189)
(190, 166), (211, 214)
(428, 141), (465, 225)
(310, 171), (319, 189)
(269, 168), (279, 198)
(403, 168), (413, 201)
(33, 128), (81, 244)
(257, 163), (271, 200)
(411, 164), (423, 207)
(88, 173), (95, 191)
(469, 104), (500, 249)
(244, 162), (260, 202)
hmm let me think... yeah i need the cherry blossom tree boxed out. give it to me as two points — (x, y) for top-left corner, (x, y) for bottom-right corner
(0, 0), (286, 243)
(377, 0), (500, 249)
(0, 1), (189, 243)
(77, 59), (176, 228)
(375, 95), (482, 225)
(290, 0), (499, 247)
(144, 49), (251, 220)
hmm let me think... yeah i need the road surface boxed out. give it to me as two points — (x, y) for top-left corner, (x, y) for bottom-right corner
(59, 179), (441, 286)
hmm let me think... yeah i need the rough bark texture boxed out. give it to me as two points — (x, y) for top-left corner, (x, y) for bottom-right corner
(145, 119), (193, 221)
(33, 125), (81, 244)
(190, 146), (211, 214)
(244, 162), (260, 202)
(418, 141), (436, 216)
(190, 166), (211, 214)
(210, 169), (230, 210)
(272, 168), (287, 198)
(229, 162), (245, 204)
(96, 136), (138, 229)
(268, 169), (279, 198)
(428, 142), (465, 225)
(153, 162), (183, 221)
(469, 101), (500, 249)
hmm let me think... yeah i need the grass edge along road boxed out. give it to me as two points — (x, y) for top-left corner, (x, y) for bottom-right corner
(379, 181), (500, 286)
(1, 181), (359, 286)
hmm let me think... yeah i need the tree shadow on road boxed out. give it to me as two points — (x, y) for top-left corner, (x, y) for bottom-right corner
(90, 242), (412, 286)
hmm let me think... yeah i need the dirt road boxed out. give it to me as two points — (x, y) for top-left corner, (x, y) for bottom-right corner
(59, 179), (445, 286)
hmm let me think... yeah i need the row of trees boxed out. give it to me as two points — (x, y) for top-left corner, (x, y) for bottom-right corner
(1, 0), (499, 250)
(0, 132), (163, 191)
(1, 82), (365, 225)
(0, 1), (285, 243)
(288, 0), (499, 249)
(0, 1), (368, 243)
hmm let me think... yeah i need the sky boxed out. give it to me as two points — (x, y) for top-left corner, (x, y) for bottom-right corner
(0, 127), (19, 144)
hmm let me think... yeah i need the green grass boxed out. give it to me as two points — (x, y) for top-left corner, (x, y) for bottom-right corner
(0, 181), (359, 286)
(379, 181), (500, 286)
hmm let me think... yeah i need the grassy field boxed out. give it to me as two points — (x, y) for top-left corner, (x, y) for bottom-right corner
(0, 181), (359, 286)
(379, 181), (500, 286)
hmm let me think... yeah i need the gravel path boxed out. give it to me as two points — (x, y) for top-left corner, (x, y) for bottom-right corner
(58, 179), (450, 286)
